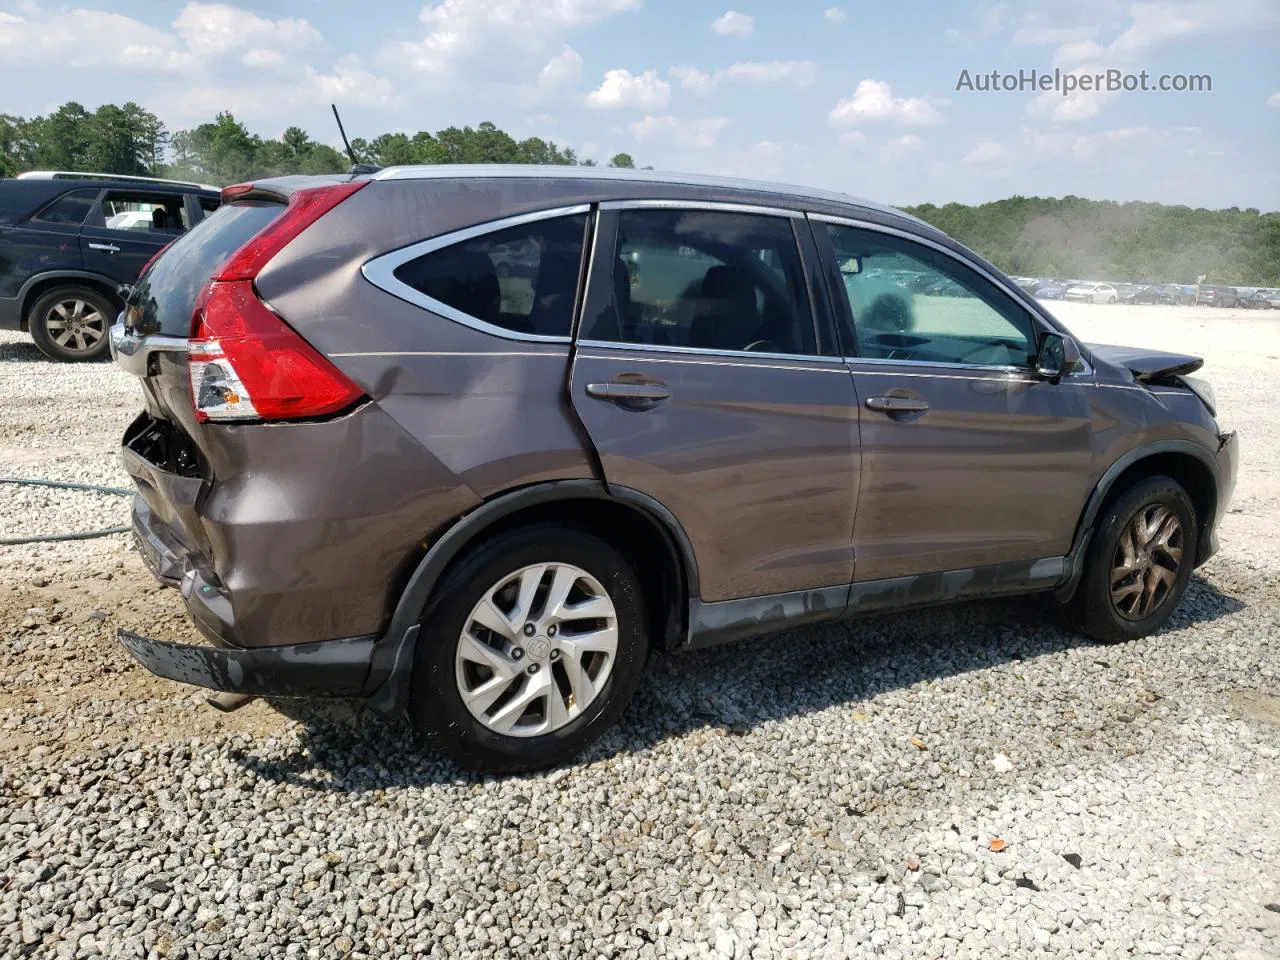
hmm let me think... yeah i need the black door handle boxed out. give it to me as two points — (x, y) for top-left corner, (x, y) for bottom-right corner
(865, 396), (929, 414)
(586, 382), (671, 402)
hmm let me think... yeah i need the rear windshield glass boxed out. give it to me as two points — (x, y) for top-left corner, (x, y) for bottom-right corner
(130, 201), (282, 336)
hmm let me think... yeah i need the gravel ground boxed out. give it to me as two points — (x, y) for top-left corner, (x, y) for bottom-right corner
(1, 303), (1278, 960)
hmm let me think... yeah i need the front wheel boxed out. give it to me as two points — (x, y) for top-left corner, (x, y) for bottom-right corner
(1062, 476), (1198, 643)
(411, 525), (649, 772)
(28, 286), (114, 362)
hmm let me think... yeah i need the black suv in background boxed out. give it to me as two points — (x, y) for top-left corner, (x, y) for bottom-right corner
(0, 172), (221, 361)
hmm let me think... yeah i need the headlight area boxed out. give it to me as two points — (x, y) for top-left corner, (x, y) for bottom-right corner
(1178, 374), (1217, 418)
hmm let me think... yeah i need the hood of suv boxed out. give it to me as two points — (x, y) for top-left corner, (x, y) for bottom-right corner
(1086, 343), (1203, 381)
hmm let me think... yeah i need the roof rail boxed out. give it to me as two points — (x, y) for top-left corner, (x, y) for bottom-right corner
(15, 171), (221, 193)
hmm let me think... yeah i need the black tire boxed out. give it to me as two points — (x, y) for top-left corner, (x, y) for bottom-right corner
(1063, 476), (1198, 643)
(28, 286), (115, 362)
(410, 524), (649, 772)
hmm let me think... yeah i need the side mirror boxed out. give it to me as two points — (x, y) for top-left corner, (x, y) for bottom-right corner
(1036, 332), (1081, 381)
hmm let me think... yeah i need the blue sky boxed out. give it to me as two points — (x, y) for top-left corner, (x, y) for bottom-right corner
(1, 0), (1277, 208)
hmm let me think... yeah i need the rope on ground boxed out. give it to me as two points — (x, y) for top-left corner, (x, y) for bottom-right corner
(0, 476), (134, 545)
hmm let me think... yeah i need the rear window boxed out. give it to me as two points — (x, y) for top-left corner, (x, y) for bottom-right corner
(33, 189), (100, 225)
(393, 214), (588, 338)
(129, 201), (282, 337)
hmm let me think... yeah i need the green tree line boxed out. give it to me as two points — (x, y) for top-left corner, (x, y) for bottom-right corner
(2, 102), (1275, 284)
(903, 196), (1280, 286)
(0, 102), (638, 185)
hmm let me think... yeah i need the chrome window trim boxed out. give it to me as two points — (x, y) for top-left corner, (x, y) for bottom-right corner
(599, 199), (802, 218)
(577, 338), (846, 366)
(360, 203), (592, 344)
(809, 212), (1094, 378)
(576, 352), (849, 375)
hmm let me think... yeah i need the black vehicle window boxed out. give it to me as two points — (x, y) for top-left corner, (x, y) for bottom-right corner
(33, 189), (99, 226)
(100, 191), (187, 235)
(581, 209), (815, 355)
(823, 224), (1035, 367)
(394, 214), (587, 338)
(132, 201), (283, 337)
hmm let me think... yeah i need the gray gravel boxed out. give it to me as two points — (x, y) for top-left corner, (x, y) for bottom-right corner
(2, 310), (1279, 960)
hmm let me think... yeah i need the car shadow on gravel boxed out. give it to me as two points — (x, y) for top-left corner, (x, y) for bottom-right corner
(0, 339), (112, 362)
(235, 575), (1245, 790)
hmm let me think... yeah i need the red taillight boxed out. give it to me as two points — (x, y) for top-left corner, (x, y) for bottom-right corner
(212, 180), (368, 282)
(187, 180), (369, 423)
(188, 280), (364, 422)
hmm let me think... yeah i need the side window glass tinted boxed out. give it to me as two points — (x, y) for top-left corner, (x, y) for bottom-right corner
(582, 209), (816, 355)
(33, 189), (98, 225)
(394, 214), (587, 337)
(100, 192), (187, 234)
(825, 224), (1034, 367)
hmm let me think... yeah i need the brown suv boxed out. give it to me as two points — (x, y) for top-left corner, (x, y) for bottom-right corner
(110, 167), (1238, 771)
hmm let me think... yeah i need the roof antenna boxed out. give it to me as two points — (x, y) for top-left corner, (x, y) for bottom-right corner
(331, 104), (381, 176)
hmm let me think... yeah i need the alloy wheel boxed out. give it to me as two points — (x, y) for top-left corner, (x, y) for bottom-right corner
(1110, 504), (1183, 620)
(45, 299), (106, 354)
(455, 562), (618, 737)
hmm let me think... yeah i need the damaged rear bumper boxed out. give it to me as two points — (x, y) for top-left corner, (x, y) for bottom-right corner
(118, 630), (376, 698)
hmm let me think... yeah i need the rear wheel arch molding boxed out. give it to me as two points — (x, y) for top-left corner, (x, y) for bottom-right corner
(362, 479), (699, 711)
(19, 270), (123, 331)
(1057, 439), (1220, 600)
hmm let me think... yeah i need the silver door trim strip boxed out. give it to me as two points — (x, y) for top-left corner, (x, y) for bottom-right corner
(329, 350), (566, 358)
(850, 368), (1041, 384)
(577, 338), (833, 364)
(599, 199), (802, 218)
(576, 352), (849, 374)
(360, 204), (592, 345)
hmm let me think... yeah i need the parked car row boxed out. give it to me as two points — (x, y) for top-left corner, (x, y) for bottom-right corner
(1009, 276), (1276, 309)
(0, 171), (221, 360)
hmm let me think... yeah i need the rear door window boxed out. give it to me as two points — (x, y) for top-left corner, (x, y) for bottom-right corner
(100, 191), (188, 235)
(33, 189), (100, 226)
(392, 214), (588, 338)
(130, 201), (284, 336)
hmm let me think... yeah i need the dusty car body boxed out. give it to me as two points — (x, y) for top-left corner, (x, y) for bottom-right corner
(111, 166), (1238, 770)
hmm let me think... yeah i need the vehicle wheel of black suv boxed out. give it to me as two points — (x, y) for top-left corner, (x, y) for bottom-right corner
(411, 524), (649, 772)
(29, 286), (114, 362)
(1065, 476), (1198, 643)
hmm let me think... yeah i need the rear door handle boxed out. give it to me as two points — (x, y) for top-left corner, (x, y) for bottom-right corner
(865, 396), (929, 413)
(586, 382), (671, 402)
(88, 242), (120, 254)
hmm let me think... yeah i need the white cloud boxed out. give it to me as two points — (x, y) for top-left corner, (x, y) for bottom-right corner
(824, 7), (846, 24)
(381, 0), (640, 84)
(538, 46), (585, 90)
(710, 10), (753, 35)
(828, 79), (945, 126)
(945, 2), (1008, 45)
(964, 139), (1005, 164)
(587, 69), (672, 111)
(630, 115), (728, 148)
(1012, 24), (1096, 45)
(670, 65), (716, 95)
(0, 1), (396, 122)
(671, 60), (818, 94)
(1025, 0), (1280, 122)
(888, 134), (924, 151)
(172, 2), (322, 59)
(1270, 91), (1280, 106)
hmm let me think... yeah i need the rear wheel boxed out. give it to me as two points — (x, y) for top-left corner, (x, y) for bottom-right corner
(411, 525), (649, 771)
(1063, 476), (1198, 643)
(28, 286), (114, 362)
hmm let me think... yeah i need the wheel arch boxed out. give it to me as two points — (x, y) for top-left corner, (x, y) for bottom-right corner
(19, 270), (124, 332)
(362, 479), (699, 712)
(1057, 440), (1220, 601)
